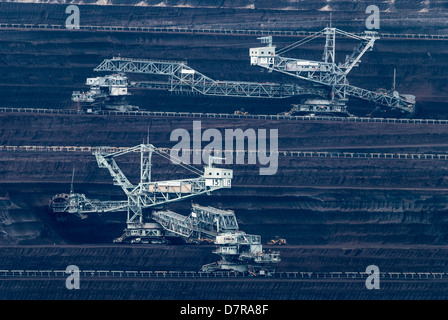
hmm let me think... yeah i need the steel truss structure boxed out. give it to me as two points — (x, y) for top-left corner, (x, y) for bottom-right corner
(250, 27), (416, 113)
(93, 57), (326, 99)
(152, 203), (280, 274)
(152, 204), (239, 240)
(52, 144), (233, 243)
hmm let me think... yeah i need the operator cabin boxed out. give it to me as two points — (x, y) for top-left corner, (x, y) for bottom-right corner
(250, 36), (276, 67)
(204, 166), (233, 188)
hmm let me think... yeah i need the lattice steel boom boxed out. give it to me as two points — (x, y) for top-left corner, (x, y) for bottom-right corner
(152, 204), (239, 241)
(93, 57), (325, 99)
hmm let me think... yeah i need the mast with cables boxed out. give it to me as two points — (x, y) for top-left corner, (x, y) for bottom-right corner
(249, 27), (416, 114)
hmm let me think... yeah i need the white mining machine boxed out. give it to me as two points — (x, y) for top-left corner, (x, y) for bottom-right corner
(50, 144), (232, 243)
(249, 27), (416, 116)
(152, 204), (280, 275)
(71, 73), (139, 112)
(49, 144), (280, 274)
